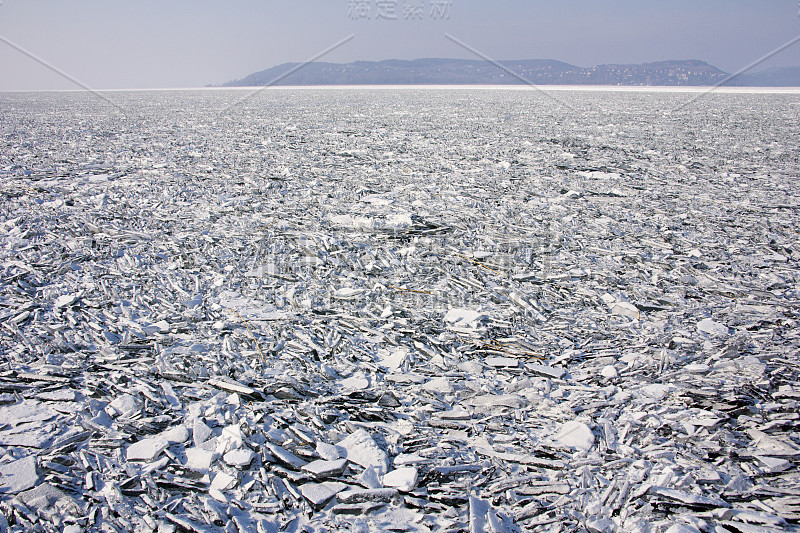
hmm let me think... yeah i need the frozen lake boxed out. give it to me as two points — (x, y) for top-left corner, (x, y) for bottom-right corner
(1, 88), (800, 531)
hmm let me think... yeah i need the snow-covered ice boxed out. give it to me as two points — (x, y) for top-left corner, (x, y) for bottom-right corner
(1, 87), (799, 531)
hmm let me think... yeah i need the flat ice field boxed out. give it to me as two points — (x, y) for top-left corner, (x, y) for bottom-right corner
(1, 88), (800, 532)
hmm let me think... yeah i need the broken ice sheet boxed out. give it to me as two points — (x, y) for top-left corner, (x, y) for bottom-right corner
(0, 400), (59, 426)
(337, 429), (389, 475)
(0, 455), (39, 493)
(697, 318), (730, 337)
(444, 308), (487, 328)
(185, 447), (217, 471)
(3, 88), (800, 532)
(302, 458), (348, 479)
(610, 301), (641, 321)
(553, 420), (595, 452)
(301, 481), (348, 508)
(382, 467), (418, 492)
(265, 442), (308, 469)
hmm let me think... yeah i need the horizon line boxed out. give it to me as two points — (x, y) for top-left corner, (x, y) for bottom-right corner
(3, 84), (800, 94)
(245, 56), (800, 69)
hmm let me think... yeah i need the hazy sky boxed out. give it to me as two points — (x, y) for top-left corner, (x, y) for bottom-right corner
(0, 0), (798, 90)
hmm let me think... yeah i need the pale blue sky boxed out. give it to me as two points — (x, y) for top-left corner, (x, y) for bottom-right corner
(0, 0), (798, 90)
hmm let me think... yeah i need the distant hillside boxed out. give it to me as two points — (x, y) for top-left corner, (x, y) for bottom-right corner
(222, 58), (755, 87)
(728, 66), (800, 87)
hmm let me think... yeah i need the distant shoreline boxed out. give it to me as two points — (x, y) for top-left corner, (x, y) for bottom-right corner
(223, 58), (800, 89)
(3, 85), (800, 94)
